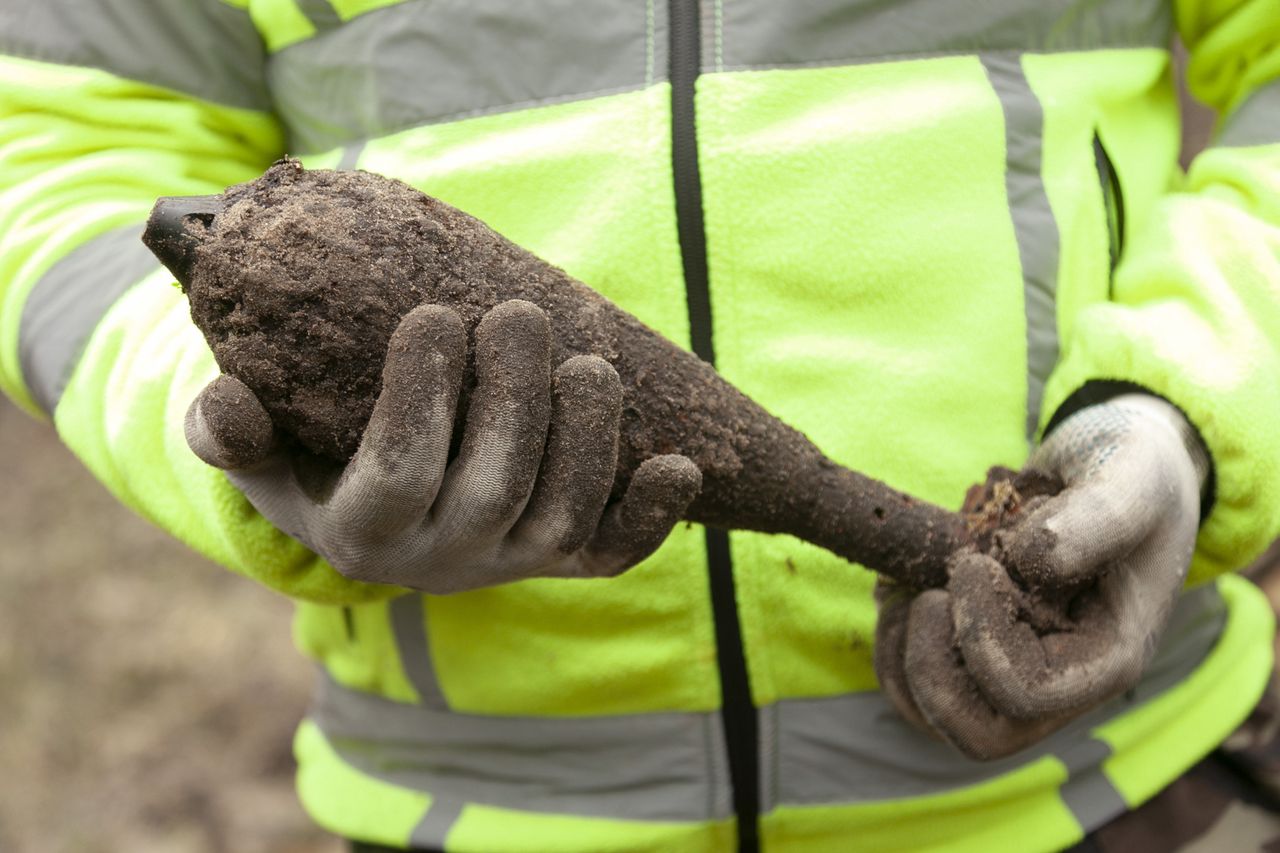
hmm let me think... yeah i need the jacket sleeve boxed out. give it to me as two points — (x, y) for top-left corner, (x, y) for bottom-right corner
(1040, 0), (1280, 584)
(0, 0), (398, 604)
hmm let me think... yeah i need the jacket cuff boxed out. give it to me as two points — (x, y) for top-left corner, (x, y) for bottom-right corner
(1043, 379), (1217, 524)
(1041, 304), (1280, 586)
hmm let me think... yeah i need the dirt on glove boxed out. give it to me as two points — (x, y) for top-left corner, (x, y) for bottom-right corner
(958, 466), (1072, 628)
(962, 465), (1063, 553)
(146, 159), (1041, 588)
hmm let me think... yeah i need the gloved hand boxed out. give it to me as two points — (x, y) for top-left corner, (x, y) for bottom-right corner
(875, 393), (1210, 760)
(184, 299), (702, 594)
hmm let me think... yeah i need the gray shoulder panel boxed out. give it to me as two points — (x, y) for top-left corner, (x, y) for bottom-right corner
(18, 224), (158, 415)
(0, 0), (270, 111)
(716, 0), (1172, 72)
(269, 0), (662, 154)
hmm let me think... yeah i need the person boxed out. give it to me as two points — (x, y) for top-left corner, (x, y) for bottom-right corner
(2, 1), (1278, 850)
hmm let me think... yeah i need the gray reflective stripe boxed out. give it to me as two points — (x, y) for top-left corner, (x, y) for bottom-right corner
(758, 702), (781, 821)
(266, 0), (1174, 153)
(0, 0), (269, 112)
(269, 0), (663, 154)
(323, 585), (1221, 824)
(409, 796), (464, 848)
(1217, 79), (1280, 149)
(18, 225), (157, 414)
(1056, 737), (1128, 832)
(768, 583), (1226, 812)
(336, 142), (365, 171)
(714, 0), (1172, 72)
(390, 595), (448, 709)
(981, 53), (1061, 441)
(296, 0), (342, 33)
(311, 671), (734, 821)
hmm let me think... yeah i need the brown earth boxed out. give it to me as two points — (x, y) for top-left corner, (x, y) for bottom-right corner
(0, 397), (337, 853)
(151, 160), (970, 589)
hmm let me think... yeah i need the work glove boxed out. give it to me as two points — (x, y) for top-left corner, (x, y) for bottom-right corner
(184, 299), (702, 594)
(875, 393), (1211, 760)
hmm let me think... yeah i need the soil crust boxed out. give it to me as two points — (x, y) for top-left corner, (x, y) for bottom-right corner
(960, 465), (1073, 631)
(150, 160), (1035, 588)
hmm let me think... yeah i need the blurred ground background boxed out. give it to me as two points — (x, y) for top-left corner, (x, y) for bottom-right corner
(0, 397), (340, 852)
(0, 46), (1258, 853)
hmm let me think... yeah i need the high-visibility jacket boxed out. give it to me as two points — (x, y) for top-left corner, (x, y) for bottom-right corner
(3, 1), (1279, 850)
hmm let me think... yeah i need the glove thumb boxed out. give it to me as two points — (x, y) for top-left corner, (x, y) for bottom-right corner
(185, 375), (276, 470)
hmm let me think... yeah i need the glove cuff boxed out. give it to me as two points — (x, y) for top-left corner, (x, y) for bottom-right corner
(1045, 381), (1214, 517)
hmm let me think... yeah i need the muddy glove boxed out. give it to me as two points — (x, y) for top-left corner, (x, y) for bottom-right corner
(184, 300), (701, 594)
(875, 393), (1210, 760)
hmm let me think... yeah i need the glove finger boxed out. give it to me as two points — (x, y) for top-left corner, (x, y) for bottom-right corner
(1008, 399), (1189, 591)
(511, 355), (623, 556)
(1000, 453), (1171, 591)
(186, 376), (319, 545)
(329, 304), (466, 534)
(949, 550), (1120, 719)
(904, 588), (1067, 760)
(184, 375), (275, 470)
(873, 580), (932, 735)
(962, 511), (1195, 720)
(434, 300), (553, 537)
(570, 454), (701, 578)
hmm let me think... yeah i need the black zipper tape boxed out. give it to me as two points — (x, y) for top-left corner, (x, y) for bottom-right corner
(669, 2), (761, 850)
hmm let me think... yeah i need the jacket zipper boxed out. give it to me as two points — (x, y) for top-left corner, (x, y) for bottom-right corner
(668, 3), (761, 851)
(1092, 132), (1125, 288)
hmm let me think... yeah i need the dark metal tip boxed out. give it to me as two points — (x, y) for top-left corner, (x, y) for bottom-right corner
(142, 194), (223, 288)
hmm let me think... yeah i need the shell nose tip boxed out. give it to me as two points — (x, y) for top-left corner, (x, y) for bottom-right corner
(142, 195), (221, 287)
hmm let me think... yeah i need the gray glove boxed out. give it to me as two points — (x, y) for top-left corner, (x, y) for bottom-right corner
(185, 299), (701, 594)
(875, 393), (1210, 760)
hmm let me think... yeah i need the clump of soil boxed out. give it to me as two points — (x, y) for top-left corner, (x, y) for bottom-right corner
(962, 465), (1063, 554)
(144, 159), (1035, 588)
(959, 465), (1073, 631)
